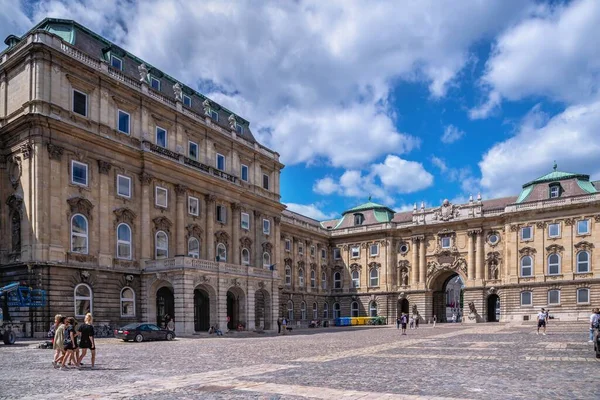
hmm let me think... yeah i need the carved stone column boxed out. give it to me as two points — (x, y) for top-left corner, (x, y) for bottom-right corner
(205, 195), (216, 260)
(475, 230), (483, 280)
(411, 237), (419, 285)
(98, 160), (112, 266)
(467, 230), (475, 281)
(232, 203), (241, 265)
(175, 185), (187, 256)
(254, 210), (262, 268)
(139, 172), (153, 260)
(419, 236), (426, 284)
(386, 238), (395, 290)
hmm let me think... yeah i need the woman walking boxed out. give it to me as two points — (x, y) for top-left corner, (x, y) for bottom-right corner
(52, 315), (65, 368)
(60, 317), (80, 370)
(78, 313), (96, 368)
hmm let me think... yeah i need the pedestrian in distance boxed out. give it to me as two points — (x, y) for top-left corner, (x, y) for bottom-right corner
(432, 315), (437, 328)
(415, 316), (419, 329)
(78, 313), (96, 368)
(60, 317), (80, 370)
(401, 313), (408, 335)
(52, 315), (65, 368)
(589, 308), (599, 343)
(451, 313), (456, 323)
(282, 317), (287, 334)
(277, 317), (282, 334)
(409, 315), (414, 329)
(167, 317), (175, 332)
(537, 308), (547, 336)
(396, 316), (400, 329)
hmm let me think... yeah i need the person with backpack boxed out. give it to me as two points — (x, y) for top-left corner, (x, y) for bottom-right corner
(400, 313), (408, 335)
(590, 308), (599, 343)
(537, 308), (547, 336)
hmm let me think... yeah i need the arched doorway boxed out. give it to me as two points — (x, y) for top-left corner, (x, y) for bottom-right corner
(431, 272), (465, 323)
(226, 287), (246, 330)
(398, 298), (409, 317)
(487, 294), (500, 322)
(156, 286), (174, 328)
(254, 289), (271, 330)
(194, 288), (210, 332)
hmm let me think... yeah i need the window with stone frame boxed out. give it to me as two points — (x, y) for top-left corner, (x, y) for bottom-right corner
(547, 253), (560, 275)
(71, 214), (89, 254)
(312, 302), (318, 319)
(577, 288), (590, 304)
(334, 272), (342, 289)
(521, 226), (532, 241)
(548, 289), (560, 305)
(287, 300), (294, 321)
(576, 251), (590, 273)
(369, 268), (379, 287)
(116, 223), (132, 260)
(351, 301), (359, 317)
(548, 223), (560, 238)
(577, 219), (590, 235)
(310, 270), (316, 288)
(74, 283), (92, 317)
(72, 89), (88, 117)
(188, 196), (199, 216)
(520, 256), (533, 277)
(188, 237), (200, 258)
(369, 301), (378, 317)
(333, 302), (341, 319)
(285, 266), (292, 285)
(155, 231), (168, 259)
(241, 248), (250, 265)
(216, 243), (227, 262)
(298, 268), (304, 287)
(323, 302), (329, 319)
(352, 270), (360, 288)
(120, 287), (135, 317)
(321, 271), (327, 289)
(520, 291), (532, 306)
(300, 301), (307, 320)
(351, 246), (360, 258)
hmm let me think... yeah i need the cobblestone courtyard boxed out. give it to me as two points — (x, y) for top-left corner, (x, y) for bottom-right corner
(1, 322), (599, 399)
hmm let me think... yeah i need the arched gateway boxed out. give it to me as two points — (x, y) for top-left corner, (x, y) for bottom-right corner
(429, 269), (466, 323)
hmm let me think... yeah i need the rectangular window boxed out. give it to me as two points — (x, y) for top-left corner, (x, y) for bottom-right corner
(549, 186), (560, 198)
(110, 55), (122, 70)
(548, 290), (560, 305)
(577, 219), (590, 235)
(520, 292), (532, 306)
(188, 141), (198, 160)
(351, 246), (360, 258)
(441, 237), (451, 248)
(299, 243), (304, 255)
(72, 89), (87, 117)
(150, 76), (161, 90)
(370, 244), (379, 256)
(156, 126), (167, 148)
(521, 226), (532, 240)
(577, 288), (590, 304)
(310, 246), (315, 257)
(209, 109), (219, 121)
(241, 164), (249, 182)
(321, 248), (326, 259)
(216, 205), (226, 223)
(117, 175), (131, 198)
(262, 174), (270, 190)
(71, 161), (88, 186)
(241, 212), (250, 230)
(333, 248), (341, 260)
(188, 196), (199, 216)
(118, 110), (130, 134)
(263, 219), (271, 235)
(548, 223), (560, 238)
(235, 123), (243, 135)
(285, 239), (291, 252)
(155, 186), (168, 208)
(216, 153), (225, 171)
(183, 94), (192, 107)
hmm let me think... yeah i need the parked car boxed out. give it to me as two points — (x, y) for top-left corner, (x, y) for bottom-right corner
(114, 323), (175, 343)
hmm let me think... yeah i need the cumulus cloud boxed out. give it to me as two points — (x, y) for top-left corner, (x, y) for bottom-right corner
(471, 0), (600, 118)
(479, 101), (600, 197)
(0, 0), (32, 42)
(285, 203), (336, 220)
(441, 125), (465, 143)
(19, 0), (531, 169)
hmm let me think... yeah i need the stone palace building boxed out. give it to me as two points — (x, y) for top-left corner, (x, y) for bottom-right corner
(1, 19), (599, 336)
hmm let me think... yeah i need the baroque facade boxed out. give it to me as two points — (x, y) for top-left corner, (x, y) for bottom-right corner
(1, 19), (599, 336)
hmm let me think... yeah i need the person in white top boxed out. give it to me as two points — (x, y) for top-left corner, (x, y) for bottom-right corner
(590, 308), (599, 343)
(537, 308), (547, 335)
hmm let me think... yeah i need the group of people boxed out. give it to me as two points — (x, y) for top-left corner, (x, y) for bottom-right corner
(396, 313), (417, 334)
(49, 313), (96, 370)
(276, 317), (289, 334)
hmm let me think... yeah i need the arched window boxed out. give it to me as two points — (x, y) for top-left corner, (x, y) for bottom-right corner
(298, 268), (304, 287)
(116, 223), (131, 259)
(287, 300), (294, 321)
(71, 214), (88, 254)
(310, 270), (316, 288)
(188, 237), (200, 258)
(547, 254), (560, 275)
(351, 301), (359, 317)
(520, 256), (533, 277)
(577, 251), (590, 273)
(369, 301), (378, 317)
(323, 302), (329, 319)
(369, 268), (379, 287)
(155, 231), (168, 259)
(285, 266), (292, 285)
(321, 272), (327, 289)
(263, 252), (271, 267)
(216, 243), (226, 262)
(352, 270), (360, 288)
(120, 287), (135, 317)
(312, 302), (318, 319)
(334, 272), (341, 289)
(300, 301), (306, 320)
(333, 302), (341, 319)
(74, 283), (92, 317)
(241, 248), (250, 265)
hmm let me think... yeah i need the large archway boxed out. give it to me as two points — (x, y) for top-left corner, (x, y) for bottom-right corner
(430, 271), (465, 323)
(398, 298), (410, 317)
(156, 286), (174, 328)
(194, 288), (210, 332)
(487, 294), (500, 322)
(254, 289), (271, 330)
(226, 287), (246, 330)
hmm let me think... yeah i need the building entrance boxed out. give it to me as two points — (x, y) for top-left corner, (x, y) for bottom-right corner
(432, 273), (464, 322)
(398, 298), (410, 316)
(156, 287), (174, 328)
(194, 288), (210, 332)
(487, 294), (500, 322)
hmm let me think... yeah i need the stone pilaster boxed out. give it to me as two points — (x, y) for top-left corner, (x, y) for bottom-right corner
(98, 160), (112, 267)
(254, 210), (262, 268)
(175, 185), (187, 256)
(419, 236), (426, 285)
(468, 230), (475, 281)
(475, 230), (484, 281)
(411, 237), (419, 285)
(273, 216), (281, 270)
(246, 283), (256, 330)
(232, 203), (241, 265)
(47, 143), (64, 261)
(386, 238), (395, 290)
(205, 195), (216, 260)
(139, 172), (153, 260)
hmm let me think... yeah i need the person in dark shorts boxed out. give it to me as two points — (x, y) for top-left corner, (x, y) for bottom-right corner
(60, 317), (80, 370)
(78, 313), (96, 368)
(537, 308), (547, 336)
(400, 313), (408, 335)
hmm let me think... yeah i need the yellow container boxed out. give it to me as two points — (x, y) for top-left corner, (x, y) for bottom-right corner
(351, 317), (358, 325)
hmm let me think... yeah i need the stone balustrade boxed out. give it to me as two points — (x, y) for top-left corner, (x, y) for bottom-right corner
(143, 256), (275, 279)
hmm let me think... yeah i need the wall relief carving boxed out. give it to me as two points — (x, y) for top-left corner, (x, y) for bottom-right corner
(186, 224), (203, 239)
(215, 230), (229, 245)
(153, 216), (172, 233)
(426, 257), (467, 279)
(114, 207), (136, 225)
(432, 199), (460, 221)
(67, 197), (94, 218)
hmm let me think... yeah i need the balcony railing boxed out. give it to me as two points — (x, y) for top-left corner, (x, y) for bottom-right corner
(143, 256), (274, 279)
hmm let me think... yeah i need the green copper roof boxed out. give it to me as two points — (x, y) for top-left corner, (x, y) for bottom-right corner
(342, 200), (395, 215)
(373, 209), (393, 223)
(522, 168), (589, 188)
(515, 186), (533, 203)
(577, 179), (598, 194)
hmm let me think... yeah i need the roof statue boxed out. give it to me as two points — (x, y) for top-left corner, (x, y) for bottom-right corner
(137, 63), (148, 82)
(173, 82), (183, 101)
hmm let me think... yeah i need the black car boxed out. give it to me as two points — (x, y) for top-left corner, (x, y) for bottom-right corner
(114, 323), (175, 342)
(595, 328), (600, 359)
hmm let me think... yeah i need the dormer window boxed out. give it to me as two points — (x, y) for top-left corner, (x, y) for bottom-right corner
(549, 183), (561, 199)
(110, 55), (123, 70)
(235, 123), (243, 135)
(208, 109), (219, 121)
(149, 76), (161, 91)
(354, 213), (364, 226)
(183, 95), (192, 107)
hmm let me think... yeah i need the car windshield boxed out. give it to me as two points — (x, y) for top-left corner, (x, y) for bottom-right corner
(148, 324), (161, 330)
(120, 323), (140, 330)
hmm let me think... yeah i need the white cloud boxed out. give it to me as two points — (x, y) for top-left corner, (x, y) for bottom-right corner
(313, 177), (338, 195)
(431, 156), (448, 172)
(284, 203), (336, 220)
(471, 0), (600, 118)
(441, 125), (465, 143)
(372, 156), (434, 193)
(21, 0), (531, 169)
(0, 0), (32, 43)
(479, 101), (600, 197)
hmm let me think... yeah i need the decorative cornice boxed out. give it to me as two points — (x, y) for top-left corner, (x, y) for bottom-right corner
(518, 246), (537, 256)
(152, 216), (172, 233)
(215, 230), (230, 245)
(205, 194), (216, 204)
(174, 184), (187, 196)
(97, 160), (112, 175)
(138, 172), (153, 186)
(67, 197), (94, 218)
(186, 223), (203, 239)
(47, 143), (64, 161)
(545, 244), (565, 254)
(574, 241), (594, 251)
(113, 207), (136, 225)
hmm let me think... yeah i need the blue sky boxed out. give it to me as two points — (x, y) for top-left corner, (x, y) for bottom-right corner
(3, 0), (600, 220)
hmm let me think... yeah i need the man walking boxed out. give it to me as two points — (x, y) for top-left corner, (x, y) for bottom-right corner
(537, 308), (547, 335)
(589, 308), (599, 343)
(432, 315), (437, 328)
(400, 313), (408, 335)
(396, 316), (400, 329)
(277, 317), (282, 334)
